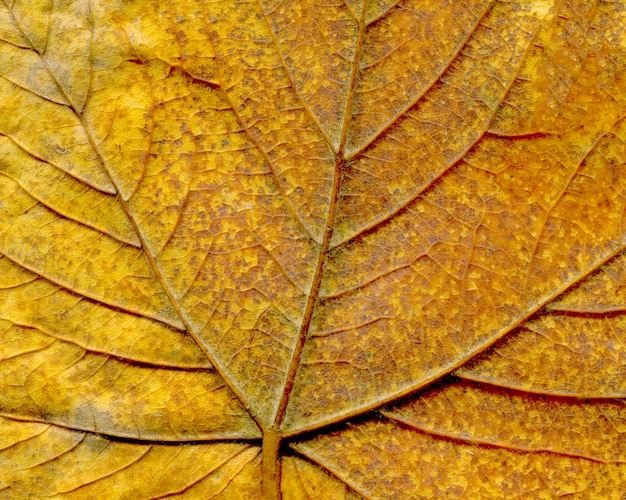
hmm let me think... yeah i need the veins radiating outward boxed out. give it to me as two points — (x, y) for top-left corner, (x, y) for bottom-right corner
(3, 0), (626, 497)
(5, 0), (366, 495)
(273, 0), (368, 431)
(344, 0), (495, 160)
(0, 0), (264, 437)
(257, 0), (369, 497)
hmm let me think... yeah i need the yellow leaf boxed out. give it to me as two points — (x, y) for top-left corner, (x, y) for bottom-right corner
(1, 0), (625, 497)
(0, 416), (262, 498)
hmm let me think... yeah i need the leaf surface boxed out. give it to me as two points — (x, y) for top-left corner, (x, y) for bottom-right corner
(0, 0), (625, 497)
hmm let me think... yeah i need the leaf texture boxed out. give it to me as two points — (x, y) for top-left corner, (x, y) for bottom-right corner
(0, 417), (262, 499)
(0, 0), (625, 497)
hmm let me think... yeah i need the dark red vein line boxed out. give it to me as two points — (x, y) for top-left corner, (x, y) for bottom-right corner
(0, 315), (214, 371)
(311, 315), (396, 337)
(0, 424), (50, 452)
(54, 445), (154, 495)
(272, 153), (344, 431)
(271, 0), (368, 434)
(383, 413), (625, 465)
(0, 34), (29, 50)
(262, 2), (368, 498)
(0, 337), (55, 361)
(337, 2), (368, 156)
(153, 446), (259, 499)
(0, 253), (183, 330)
(19, 434), (86, 471)
(365, 0), (405, 26)
(523, 128), (612, 307)
(455, 371), (626, 399)
(547, 305), (626, 314)
(330, 126), (489, 252)
(281, 242), (626, 437)
(319, 255), (424, 300)
(0, 133), (116, 195)
(288, 447), (375, 500)
(0, 411), (257, 443)
(0, 170), (140, 248)
(0, 72), (68, 107)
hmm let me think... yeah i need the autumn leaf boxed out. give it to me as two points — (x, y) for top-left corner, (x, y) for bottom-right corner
(0, 0), (625, 498)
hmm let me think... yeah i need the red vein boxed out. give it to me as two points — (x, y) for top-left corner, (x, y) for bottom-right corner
(262, 430), (282, 500)
(282, 242), (626, 437)
(523, 130), (611, 307)
(0, 424), (50, 452)
(319, 255), (424, 300)
(456, 371), (626, 399)
(365, 0), (405, 26)
(0, 315), (214, 370)
(271, 0), (368, 435)
(0, 336), (55, 361)
(383, 413), (625, 465)
(0, 253), (183, 329)
(271, 152), (343, 431)
(155, 447), (260, 499)
(54, 446), (154, 495)
(0, 170), (140, 248)
(337, 2), (368, 155)
(288, 447), (374, 500)
(311, 315), (396, 337)
(0, 410), (256, 443)
(0, 71), (67, 106)
(19, 434), (86, 471)
(0, 133), (115, 195)
(257, 2), (369, 498)
(547, 305), (626, 314)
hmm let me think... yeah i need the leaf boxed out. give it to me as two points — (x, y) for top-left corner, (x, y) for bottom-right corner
(0, 0), (625, 497)
(0, 416), (263, 498)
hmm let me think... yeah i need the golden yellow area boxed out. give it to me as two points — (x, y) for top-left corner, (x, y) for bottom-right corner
(294, 417), (626, 499)
(0, 0), (624, 497)
(0, 416), (261, 498)
(281, 456), (362, 499)
(385, 380), (626, 463)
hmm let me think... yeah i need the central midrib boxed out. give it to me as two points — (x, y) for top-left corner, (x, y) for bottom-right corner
(270, 0), (368, 439)
(260, 151), (346, 500)
(271, 152), (345, 432)
(15, 1), (362, 497)
(261, 2), (369, 498)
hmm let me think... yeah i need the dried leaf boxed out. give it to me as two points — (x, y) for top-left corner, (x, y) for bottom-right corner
(0, 0), (625, 497)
